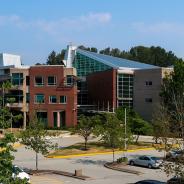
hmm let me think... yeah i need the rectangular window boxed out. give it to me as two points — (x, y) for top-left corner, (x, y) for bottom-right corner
(37, 112), (47, 126)
(60, 96), (67, 104)
(49, 95), (57, 103)
(48, 76), (56, 86)
(26, 93), (30, 103)
(11, 73), (23, 85)
(145, 81), (152, 86)
(35, 76), (44, 86)
(35, 94), (45, 103)
(26, 76), (30, 86)
(66, 75), (73, 86)
(145, 98), (152, 103)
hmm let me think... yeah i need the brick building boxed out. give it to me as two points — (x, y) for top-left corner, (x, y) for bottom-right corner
(29, 65), (77, 127)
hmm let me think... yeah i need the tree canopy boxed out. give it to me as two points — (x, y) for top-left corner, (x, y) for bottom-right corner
(84, 45), (182, 67)
(46, 50), (65, 65)
(21, 116), (57, 170)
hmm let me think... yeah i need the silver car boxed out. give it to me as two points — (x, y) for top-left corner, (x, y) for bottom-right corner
(129, 155), (162, 169)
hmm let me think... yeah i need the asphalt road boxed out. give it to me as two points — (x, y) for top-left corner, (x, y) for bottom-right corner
(13, 136), (170, 184)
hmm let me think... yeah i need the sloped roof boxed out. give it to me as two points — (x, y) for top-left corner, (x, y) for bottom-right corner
(77, 49), (158, 69)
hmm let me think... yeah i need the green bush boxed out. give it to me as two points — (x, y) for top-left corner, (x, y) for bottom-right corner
(117, 157), (128, 163)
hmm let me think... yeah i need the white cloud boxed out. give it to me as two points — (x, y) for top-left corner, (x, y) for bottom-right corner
(80, 12), (111, 23)
(132, 22), (184, 35)
(0, 12), (112, 34)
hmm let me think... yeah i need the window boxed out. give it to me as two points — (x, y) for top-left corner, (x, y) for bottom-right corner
(35, 76), (44, 86)
(26, 93), (30, 103)
(26, 76), (30, 86)
(48, 76), (56, 86)
(145, 81), (152, 86)
(145, 98), (152, 103)
(37, 112), (47, 126)
(35, 94), (45, 103)
(11, 73), (23, 85)
(66, 75), (73, 86)
(49, 95), (57, 103)
(60, 96), (67, 104)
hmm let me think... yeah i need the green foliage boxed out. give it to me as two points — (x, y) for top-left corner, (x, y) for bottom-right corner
(116, 107), (153, 142)
(157, 61), (184, 178)
(99, 46), (181, 67)
(117, 157), (128, 164)
(73, 115), (100, 150)
(0, 81), (22, 129)
(95, 113), (130, 162)
(78, 45), (98, 53)
(160, 61), (184, 140)
(46, 50), (65, 65)
(21, 117), (57, 170)
(0, 133), (27, 184)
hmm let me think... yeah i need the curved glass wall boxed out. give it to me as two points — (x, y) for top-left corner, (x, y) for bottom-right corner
(73, 52), (112, 77)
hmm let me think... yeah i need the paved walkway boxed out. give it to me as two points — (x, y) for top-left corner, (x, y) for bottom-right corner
(31, 175), (63, 184)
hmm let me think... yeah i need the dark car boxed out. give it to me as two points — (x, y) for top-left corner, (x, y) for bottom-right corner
(167, 176), (184, 184)
(135, 180), (166, 184)
(166, 150), (184, 160)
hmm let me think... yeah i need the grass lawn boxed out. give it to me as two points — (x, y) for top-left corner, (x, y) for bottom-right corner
(48, 141), (153, 157)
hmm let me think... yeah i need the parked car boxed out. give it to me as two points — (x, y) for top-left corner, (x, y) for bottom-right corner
(12, 165), (30, 183)
(166, 149), (184, 160)
(135, 180), (166, 184)
(129, 155), (163, 169)
(167, 176), (184, 184)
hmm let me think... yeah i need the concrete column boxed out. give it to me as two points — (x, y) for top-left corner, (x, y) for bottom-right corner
(57, 112), (60, 128)
(23, 111), (26, 129)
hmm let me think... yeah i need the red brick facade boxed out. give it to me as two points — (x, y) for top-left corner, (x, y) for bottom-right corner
(87, 69), (117, 111)
(29, 66), (77, 127)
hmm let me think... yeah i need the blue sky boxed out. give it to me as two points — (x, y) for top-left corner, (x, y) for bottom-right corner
(0, 0), (184, 65)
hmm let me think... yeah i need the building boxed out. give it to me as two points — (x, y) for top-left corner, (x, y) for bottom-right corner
(0, 53), (78, 128)
(64, 45), (172, 121)
(0, 53), (29, 129)
(133, 67), (173, 120)
(29, 65), (77, 128)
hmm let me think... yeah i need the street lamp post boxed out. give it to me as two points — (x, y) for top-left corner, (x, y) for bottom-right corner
(124, 108), (127, 150)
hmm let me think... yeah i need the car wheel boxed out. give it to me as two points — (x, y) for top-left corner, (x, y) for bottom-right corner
(130, 161), (134, 166)
(148, 164), (152, 169)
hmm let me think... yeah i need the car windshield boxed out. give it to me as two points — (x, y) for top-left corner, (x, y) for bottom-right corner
(13, 166), (23, 173)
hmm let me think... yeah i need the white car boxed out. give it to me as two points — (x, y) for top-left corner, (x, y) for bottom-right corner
(12, 165), (30, 183)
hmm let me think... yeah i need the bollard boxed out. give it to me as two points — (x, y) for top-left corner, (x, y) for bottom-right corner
(75, 169), (82, 176)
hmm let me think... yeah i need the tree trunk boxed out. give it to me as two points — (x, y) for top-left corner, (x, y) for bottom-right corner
(36, 152), (38, 170)
(135, 135), (140, 143)
(112, 148), (115, 162)
(84, 138), (87, 150)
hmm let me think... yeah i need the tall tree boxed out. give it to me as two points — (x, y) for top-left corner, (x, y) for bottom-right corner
(161, 61), (184, 141)
(46, 50), (65, 65)
(21, 116), (57, 170)
(95, 113), (128, 162)
(158, 61), (184, 179)
(99, 46), (181, 67)
(73, 115), (100, 150)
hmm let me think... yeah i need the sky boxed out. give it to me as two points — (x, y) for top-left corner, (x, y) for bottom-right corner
(0, 0), (184, 65)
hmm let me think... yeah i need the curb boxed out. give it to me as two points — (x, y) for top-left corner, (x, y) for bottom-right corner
(46, 147), (155, 159)
(13, 143), (22, 149)
(28, 169), (92, 180)
(104, 163), (142, 175)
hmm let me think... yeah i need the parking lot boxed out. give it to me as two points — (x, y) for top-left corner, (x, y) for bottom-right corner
(13, 136), (170, 184)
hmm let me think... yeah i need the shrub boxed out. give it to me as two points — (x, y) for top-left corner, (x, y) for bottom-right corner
(117, 157), (128, 163)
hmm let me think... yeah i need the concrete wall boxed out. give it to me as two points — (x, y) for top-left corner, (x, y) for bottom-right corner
(133, 68), (173, 121)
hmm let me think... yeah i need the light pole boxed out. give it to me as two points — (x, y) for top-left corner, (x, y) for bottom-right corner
(124, 108), (127, 150)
